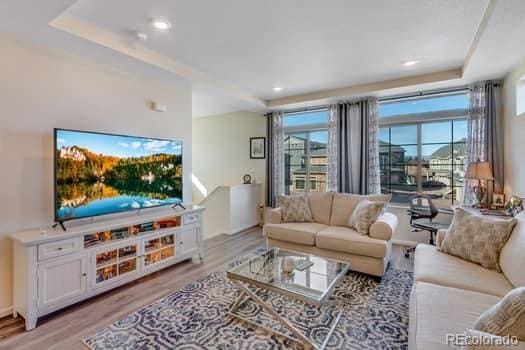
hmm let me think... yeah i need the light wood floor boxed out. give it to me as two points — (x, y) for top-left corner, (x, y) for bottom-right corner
(0, 228), (413, 349)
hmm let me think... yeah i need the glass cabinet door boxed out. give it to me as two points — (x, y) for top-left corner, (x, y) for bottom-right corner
(143, 233), (176, 268)
(117, 245), (138, 277)
(144, 238), (161, 253)
(94, 243), (139, 286)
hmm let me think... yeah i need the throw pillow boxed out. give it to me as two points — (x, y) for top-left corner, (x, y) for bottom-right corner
(329, 193), (391, 227)
(473, 287), (525, 341)
(439, 208), (517, 272)
(462, 329), (524, 349)
(278, 195), (313, 223)
(348, 199), (386, 235)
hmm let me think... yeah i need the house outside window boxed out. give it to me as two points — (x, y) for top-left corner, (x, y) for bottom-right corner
(378, 91), (469, 206)
(295, 177), (306, 190)
(283, 109), (328, 195)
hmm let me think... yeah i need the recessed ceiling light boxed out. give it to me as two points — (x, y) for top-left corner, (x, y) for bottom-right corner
(403, 60), (420, 67)
(152, 20), (172, 30)
(273, 86), (283, 92)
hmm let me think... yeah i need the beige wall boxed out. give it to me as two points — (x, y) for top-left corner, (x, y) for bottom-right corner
(503, 59), (525, 197)
(192, 111), (266, 204)
(0, 35), (192, 315)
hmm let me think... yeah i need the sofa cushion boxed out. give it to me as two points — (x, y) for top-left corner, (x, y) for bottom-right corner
(263, 223), (327, 246)
(266, 208), (282, 224)
(500, 211), (525, 288)
(329, 193), (391, 227)
(308, 192), (333, 225)
(415, 244), (514, 297)
(278, 195), (313, 223)
(410, 282), (501, 350)
(436, 229), (447, 249)
(439, 208), (517, 272)
(330, 193), (362, 227)
(462, 329), (525, 349)
(316, 226), (389, 258)
(474, 287), (525, 341)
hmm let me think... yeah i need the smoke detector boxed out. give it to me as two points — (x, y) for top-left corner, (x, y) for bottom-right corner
(135, 31), (148, 42)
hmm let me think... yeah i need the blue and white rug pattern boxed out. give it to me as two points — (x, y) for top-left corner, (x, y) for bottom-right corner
(84, 263), (413, 349)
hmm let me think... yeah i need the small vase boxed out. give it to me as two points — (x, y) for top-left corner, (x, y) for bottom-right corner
(281, 257), (295, 274)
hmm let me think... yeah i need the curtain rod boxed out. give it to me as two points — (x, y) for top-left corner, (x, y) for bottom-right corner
(274, 84), (491, 115)
(378, 86), (469, 103)
(283, 105), (329, 115)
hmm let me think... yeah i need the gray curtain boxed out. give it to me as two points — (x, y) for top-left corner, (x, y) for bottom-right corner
(464, 80), (503, 205)
(335, 98), (380, 194)
(326, 105), (339, 192)
(485, 82), (504, 197)
(265, 111), (285, 207)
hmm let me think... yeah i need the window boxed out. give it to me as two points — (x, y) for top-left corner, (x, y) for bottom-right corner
(379, 92), (468, 206)
(284, 110), (328, 195)
(517, 75), (525, 117)
(379, 93), (468, 118)
(310, 177), (317, 190)
(295, 177), (306, 190)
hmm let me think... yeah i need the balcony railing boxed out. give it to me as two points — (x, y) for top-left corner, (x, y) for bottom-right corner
(286, 179), (327, 194)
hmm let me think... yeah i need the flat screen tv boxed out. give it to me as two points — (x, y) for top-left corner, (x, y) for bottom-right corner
(54, 128), (183, 223)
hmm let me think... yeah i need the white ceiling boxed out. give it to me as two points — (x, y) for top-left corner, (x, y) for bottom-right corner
(2, 0), (525, 117)
(67, 0), (484, 99)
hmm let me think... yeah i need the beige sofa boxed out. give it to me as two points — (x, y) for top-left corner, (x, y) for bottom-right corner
(263, 192), (398, 277)
(409, 211), (525, 350)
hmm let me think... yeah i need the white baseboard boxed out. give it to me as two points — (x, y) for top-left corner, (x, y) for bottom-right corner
(0, 305), (13, 318)
(203, 224), (259, 240)
(392, 239), (418, 247)
(229, 224), (259, 235)
(203, 230), (227, 240)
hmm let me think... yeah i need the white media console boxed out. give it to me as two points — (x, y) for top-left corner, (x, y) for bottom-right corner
(10, 205), (205, 331)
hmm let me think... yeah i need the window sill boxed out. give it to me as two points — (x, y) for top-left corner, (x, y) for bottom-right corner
(386, 204), (410, 210)
(386, 203), (455, 210)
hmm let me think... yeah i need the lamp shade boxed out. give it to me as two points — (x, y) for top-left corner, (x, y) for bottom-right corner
(465, 161), (494, 180)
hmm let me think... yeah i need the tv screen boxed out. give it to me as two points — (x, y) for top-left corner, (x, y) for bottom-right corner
(54, 129), (183, 222)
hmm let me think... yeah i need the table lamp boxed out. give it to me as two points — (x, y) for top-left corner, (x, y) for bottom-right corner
(465, 160), (494, 208)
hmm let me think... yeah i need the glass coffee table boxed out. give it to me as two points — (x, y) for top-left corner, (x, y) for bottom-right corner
(226, 248), (350, 350)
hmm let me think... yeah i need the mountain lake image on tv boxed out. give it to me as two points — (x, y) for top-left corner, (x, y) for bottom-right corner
(54, 129), (183, 222)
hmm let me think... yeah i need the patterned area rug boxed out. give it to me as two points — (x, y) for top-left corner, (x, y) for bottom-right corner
(84, 259), (413, 349)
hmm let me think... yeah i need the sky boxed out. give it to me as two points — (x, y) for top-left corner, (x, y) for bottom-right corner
(285, 110), (328, 126)
(379, 93), (468, 117)
(285, 111), (328, 143)
(56, 130), (182, 158)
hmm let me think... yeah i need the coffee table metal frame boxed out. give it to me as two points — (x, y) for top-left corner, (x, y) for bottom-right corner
(226, 251), (349, 350)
